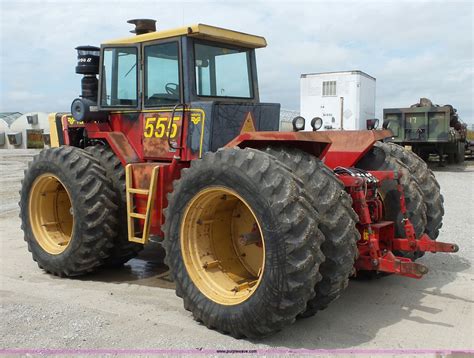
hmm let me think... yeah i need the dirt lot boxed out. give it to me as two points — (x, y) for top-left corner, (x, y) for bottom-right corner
(0, 149), (473, 354)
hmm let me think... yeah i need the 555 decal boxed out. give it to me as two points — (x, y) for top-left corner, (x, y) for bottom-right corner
(144, 116), (180, 139)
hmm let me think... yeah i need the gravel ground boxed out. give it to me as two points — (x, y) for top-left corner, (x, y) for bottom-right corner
(0, 149), (473, 354)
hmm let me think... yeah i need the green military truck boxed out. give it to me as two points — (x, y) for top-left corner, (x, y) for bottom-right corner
(383, 98), (467, 163)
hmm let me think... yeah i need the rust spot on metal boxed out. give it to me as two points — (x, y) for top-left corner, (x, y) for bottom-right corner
(107, 132), (140, 164)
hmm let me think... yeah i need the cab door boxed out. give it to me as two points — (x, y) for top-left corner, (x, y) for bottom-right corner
(141, 39), (184, 160)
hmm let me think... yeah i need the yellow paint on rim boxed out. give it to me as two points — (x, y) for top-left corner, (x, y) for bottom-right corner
(180, 187), (265, 305)
(28, 174), (74, 255)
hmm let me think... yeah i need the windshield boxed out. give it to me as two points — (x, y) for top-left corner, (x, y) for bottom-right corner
(194, 43), (252, 98)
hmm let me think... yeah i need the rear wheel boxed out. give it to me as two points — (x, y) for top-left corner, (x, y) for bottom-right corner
(163, 148), (325, 338)
(19, 146), (118, 276)
(357, 142), (427, 260)
(85, 145), (143, 265)
(383, 143), (444, 242)
(454, 141), (465, 164)
(264, 147), (359, 317)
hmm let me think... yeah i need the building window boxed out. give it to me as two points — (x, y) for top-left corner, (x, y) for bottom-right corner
(322, 81), (337, 96)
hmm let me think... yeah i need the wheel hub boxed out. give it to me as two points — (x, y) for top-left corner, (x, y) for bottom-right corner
(180, 186), (265, 305)
(28, 174), (74, 255)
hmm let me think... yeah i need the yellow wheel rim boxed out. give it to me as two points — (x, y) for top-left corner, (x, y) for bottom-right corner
(28, 173), (74, 255)
(180, 186), (265, 306)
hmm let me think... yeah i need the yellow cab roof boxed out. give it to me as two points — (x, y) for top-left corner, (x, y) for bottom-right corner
(103, 23), (267, 48)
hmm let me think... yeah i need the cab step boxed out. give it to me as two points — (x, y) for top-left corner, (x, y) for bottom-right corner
(125, 164), (159, 245)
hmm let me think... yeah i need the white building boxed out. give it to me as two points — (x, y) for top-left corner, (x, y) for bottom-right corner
(300, 70), (376, 131)
(5, 112), (50, 149)
(0, 119), (9, 149)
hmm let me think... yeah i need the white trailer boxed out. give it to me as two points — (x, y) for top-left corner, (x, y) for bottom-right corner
(300, 70), (376, 131)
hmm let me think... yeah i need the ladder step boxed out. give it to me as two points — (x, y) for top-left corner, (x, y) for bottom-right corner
(128, 188), (149, 195)
(129, 237), (145, 244)
(130, 212), (146, 219)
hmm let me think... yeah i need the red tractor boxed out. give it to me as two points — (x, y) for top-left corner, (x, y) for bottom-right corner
(20, 20), (458, 338)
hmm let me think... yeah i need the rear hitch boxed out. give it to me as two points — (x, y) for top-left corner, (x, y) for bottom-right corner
(339, 167), (459, 280)
(356, 252), (429, 279)
(392, 234), (459, 253)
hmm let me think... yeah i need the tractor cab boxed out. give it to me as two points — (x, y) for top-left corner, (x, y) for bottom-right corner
(100, 21), (263, 107)
(69, 20), (280, 161)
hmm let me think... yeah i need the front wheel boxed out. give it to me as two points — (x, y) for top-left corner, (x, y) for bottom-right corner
(163, 148), (325, 338)
(19, 146), (118, 276)
(85, 145), (143, 266)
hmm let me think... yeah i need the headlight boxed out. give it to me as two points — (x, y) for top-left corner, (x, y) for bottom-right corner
(311, 117), (323, 131)
(366, 118), (380, 130)
(292, 116), (305, 131)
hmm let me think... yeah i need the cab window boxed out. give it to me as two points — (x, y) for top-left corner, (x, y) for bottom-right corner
(144, 42), (180, 106)
(101, 47), (138, 107)
(194, 43), (252, 98)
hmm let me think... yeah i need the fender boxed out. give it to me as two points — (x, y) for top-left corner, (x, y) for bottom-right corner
(49, 115), (141, 165)
(86, 122), (140, 164)
(225, 131), (333, 158)
(322, 130), (393, 168)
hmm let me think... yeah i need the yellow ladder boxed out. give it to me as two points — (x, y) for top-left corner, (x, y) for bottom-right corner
(125, 164), (159, 244)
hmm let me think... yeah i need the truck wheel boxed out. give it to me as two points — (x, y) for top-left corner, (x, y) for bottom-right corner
(357, 142), (427, 260)
(384, 143), (444, 242)
(454, 142), (465, 164)
(264, 146), (359, 318)
(85, 145), (143, 266)
(163, 148), (324, 338)
(19, 146), (118, 276)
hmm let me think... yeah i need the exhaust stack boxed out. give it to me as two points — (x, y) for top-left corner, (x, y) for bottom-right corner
(127, 19), (156, 35)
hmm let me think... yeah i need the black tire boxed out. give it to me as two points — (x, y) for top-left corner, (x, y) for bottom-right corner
(19, 146), (118, 276)
(357, 142), (427, 260)
(163, 147), (325, 338)
(263, 146), (359, 318)
(454, 142), (465, 164)
(384, 143), (444, 241)
(85, 145), (143, 266)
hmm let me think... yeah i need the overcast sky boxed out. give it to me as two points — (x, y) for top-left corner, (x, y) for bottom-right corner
(1, 0), (473, 123)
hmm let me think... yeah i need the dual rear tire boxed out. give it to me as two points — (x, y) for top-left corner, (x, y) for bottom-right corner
(163, 147), (361, 337)
(163, 147), (326, 338)
(357, 142), (444, 260)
